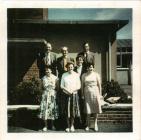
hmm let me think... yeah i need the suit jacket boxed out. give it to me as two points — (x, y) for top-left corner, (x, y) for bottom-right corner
(74, 65), (85, 79)
(77, 51), (95, 72)
(56, 56), (75, 79)
(37, 52), (57, 78)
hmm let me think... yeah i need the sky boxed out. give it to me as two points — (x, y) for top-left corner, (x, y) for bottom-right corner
(48, 8), (132, 39)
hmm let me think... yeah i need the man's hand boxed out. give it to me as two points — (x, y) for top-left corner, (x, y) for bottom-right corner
(81, 96), (85, 100)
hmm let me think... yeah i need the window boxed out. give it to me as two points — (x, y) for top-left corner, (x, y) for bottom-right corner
(117, 46), (132, 68)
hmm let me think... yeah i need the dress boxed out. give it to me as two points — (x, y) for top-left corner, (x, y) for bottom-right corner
(82, 72), (102, 114)
(39, 74), (59, 120)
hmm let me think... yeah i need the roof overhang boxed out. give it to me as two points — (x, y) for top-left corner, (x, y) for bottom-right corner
(11, 19), (128, 32)
(8, 19), (129, 40)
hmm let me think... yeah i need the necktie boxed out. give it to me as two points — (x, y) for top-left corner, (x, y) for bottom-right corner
(63, 58), (67, 71)
(46, 53), (50, 65)
(84, 53), (88, 63)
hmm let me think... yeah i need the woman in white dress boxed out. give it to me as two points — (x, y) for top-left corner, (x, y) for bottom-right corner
(81, 63), (102, 131)
(61, 61), (81, 132)
(39, 66), (59, 131)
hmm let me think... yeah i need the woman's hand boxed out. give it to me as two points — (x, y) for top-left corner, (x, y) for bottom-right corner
(63, 88), (72, 95)
(100, 95), (104, 100)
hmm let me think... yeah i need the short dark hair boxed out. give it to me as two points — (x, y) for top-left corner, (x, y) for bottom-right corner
(86, 62), (95, 68)
(65, 61), (75, 68)
(76, 55), (84, 61)
(45, 65), (52, 70)
(83, 42), (89, 47)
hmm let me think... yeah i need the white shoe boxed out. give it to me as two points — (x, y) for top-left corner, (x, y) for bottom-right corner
(85, 126), (89, 131)
(70, 125), (75, 132)
(43, 127), (47, 132)
(65, 128), (70, 132)
(94, 123), (98, 131)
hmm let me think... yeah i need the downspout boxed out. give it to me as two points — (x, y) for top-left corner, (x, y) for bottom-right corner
(109, 40), (112, 81)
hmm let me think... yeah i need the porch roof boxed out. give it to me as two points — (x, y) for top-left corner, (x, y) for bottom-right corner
(12, 19), (128, 32)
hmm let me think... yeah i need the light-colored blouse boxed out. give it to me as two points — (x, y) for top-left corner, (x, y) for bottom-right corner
(61, 71), (81, 94)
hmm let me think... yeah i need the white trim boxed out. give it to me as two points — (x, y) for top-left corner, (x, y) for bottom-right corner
(8, 38), (46, 43)
(7, 104), (132, 111)
(117, 67), (132, 70)
(109, 41), (111, 81)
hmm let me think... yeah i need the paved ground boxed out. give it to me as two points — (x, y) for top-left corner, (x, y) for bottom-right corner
(8, 85), (132, 133)
(8, 122), (132, 133)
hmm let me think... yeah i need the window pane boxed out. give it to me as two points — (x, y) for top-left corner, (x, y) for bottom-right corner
(117, 55), (121, 67)
(122, 54), (132, 68)
(121, 47), (126, 52)
(126, 47), (132, 52)
(117, 47), (121, 52)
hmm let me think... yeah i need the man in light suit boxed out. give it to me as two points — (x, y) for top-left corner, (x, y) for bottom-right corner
(56, 46), (75, 79)
(37, 41), (57, 78)
(77, 42), (95, 73)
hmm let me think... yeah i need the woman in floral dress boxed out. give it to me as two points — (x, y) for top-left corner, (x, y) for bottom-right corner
(39, 66), (59, 131)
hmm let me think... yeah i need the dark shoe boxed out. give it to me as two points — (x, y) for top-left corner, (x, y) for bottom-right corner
(52, 125), (56, 131)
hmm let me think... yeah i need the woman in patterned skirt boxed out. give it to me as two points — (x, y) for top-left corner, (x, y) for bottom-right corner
(60, 61), (81, 132)
(39, 66), (59, 131)
(81, 63), (102, 132)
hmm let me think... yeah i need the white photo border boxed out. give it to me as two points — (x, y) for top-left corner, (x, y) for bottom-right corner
(0, 1), (141, 140)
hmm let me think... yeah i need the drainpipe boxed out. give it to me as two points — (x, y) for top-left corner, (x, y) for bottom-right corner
(109, 40), (112, 81)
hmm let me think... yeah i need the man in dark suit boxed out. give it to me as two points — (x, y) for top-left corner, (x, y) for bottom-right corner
(56, 46), (74, 79)
(74, 55), (85, 128)
(74, 55), (85, 78)
(37, 41), (57, 78)
(78, 42), (95, 73)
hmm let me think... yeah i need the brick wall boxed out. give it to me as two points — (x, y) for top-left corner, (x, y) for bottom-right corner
(97, 110), (132, 123)
(8, 42), (42, 90)
(23, 60), (39, 81)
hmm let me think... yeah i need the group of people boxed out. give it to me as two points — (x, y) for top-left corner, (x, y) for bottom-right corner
(37, 41), (103, 132)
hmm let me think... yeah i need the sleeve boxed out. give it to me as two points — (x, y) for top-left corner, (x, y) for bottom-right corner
(81, 73), (85, 97)
(55, 77), (59, 91)
(76, 74), (81, 90)
(37, 52), (42, 68)
(69, 58), (74, 66)
(60, 74), (71, 95)
(53, 54), (57, 76)
(41, 77), (46, 90)
(93, 53), (95, 66)
(60, 74), (65, 89)
(96, 73), (102, 96)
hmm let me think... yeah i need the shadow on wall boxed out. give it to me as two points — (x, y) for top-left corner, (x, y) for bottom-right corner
(8, 42), (42, 91)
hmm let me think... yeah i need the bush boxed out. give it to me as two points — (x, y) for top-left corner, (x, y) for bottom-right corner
(102, 79), (132, 104)
(9, 77), (42, 105)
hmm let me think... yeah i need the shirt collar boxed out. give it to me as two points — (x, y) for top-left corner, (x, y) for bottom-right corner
(77, 65), (82, 68)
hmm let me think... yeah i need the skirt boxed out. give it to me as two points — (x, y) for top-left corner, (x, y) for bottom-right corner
(62, 92), (81, 118)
